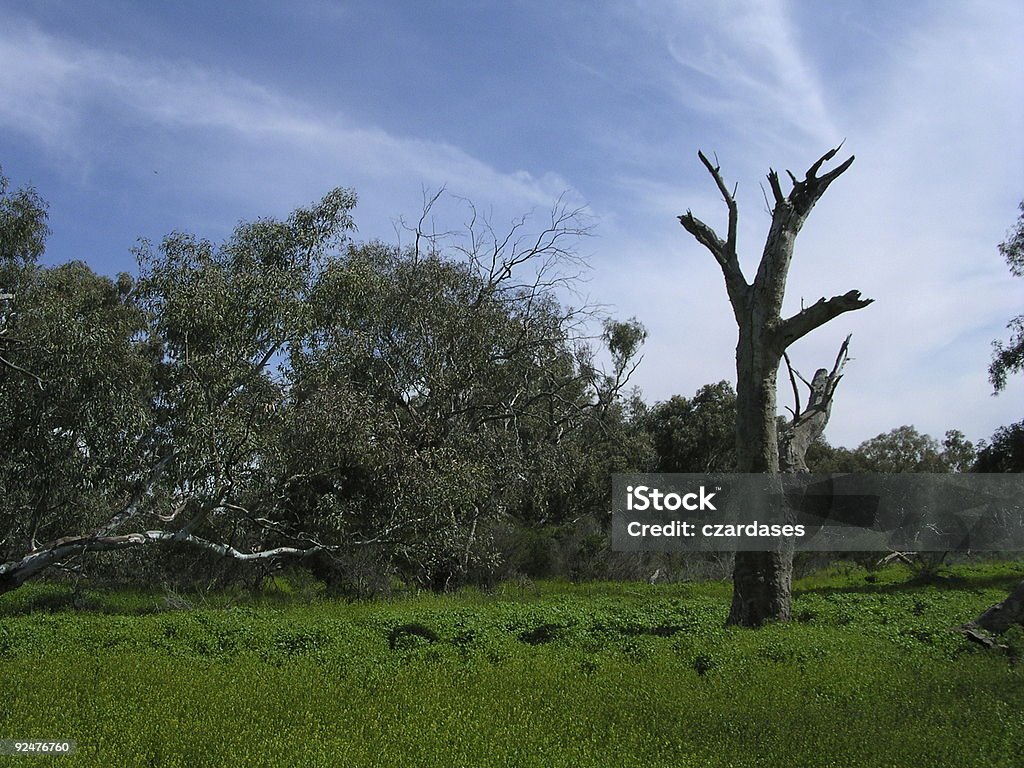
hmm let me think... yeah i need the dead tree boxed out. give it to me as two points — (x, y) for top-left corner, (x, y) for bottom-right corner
(679, 147), (873, 627)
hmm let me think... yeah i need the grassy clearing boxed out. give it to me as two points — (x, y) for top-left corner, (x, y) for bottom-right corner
(1, 562), (1023, 767)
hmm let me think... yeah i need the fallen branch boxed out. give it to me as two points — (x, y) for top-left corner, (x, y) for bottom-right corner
(0, 529), (335, 597)
(876, 551), (915, 568)
(954, 623), (1009, 652)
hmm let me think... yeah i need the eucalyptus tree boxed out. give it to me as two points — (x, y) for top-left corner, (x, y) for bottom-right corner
(0, 186), (361, 594)
(974, 421), (1024, 473)
(0, 176), (644, 595)
(989, 201), (1024, 391)
(643, 382), (737, 474)
(964, 202), (1024, 636)
(277, 198), (646, 589)
(0, 167), (49, 381)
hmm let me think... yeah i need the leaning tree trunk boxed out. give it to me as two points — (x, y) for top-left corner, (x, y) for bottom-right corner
(0, 455), (340, 597)
(0, 529), (332, 597)
(679, 147), (872, 627)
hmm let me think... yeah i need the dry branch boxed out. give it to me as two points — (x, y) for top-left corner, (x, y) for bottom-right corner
(779, 336), (853, 472)
(0, 529), (339, 597)
(777, 291), (874, 348)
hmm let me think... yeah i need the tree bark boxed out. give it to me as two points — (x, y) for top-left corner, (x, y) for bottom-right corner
(679, 147), (872, 627)
(728, 321), (793, 626)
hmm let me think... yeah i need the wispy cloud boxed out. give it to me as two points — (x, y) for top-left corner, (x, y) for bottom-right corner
(636, 0), (840, 150)
(0, 20), (573, 223)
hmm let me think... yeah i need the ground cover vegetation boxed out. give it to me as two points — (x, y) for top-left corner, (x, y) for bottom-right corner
(1, 562), (1023, 767)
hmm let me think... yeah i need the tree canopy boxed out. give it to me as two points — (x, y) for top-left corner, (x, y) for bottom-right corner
(0, 170), (647, 595)
(974, 420), (1024, 473)
(989, 201), (1024, 391)
(642, 382), (736, 474)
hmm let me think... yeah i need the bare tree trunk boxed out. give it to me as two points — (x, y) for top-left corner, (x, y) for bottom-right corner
(729, 323), (793, 625)
(728, 338), (853, 625)
(679, 147), (872, 627)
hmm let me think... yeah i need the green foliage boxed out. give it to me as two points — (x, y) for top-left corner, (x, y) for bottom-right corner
(642, 382), (736, 472)
(990, 200), (1024, 391)
(601, 316), (647, 391)
(1, 563), (1022, 766)
(640, 385), (982, 477)
(131, 188), (359, 528)
(0, 261), (151, 559)
(811, 424), (974, 473)
(0, 171), (651, 594)
(853, 425), (949, 472)
(941, 428), (977, 472)
(0, 167), (49, 278)
(974, 420), (1024, 472)
(275, 221), (649, 587)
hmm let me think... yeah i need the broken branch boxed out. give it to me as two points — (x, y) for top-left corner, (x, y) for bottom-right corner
(777, 291), (874, 349)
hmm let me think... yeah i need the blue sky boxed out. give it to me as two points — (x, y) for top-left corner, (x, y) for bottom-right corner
(1, 0), (1022, 448)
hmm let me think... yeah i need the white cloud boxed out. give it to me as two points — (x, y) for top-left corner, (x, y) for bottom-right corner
(641, 0), (840, 149)
(0, 25), (87, 155)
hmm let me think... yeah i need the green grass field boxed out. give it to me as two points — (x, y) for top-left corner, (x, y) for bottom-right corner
(2, 562), (1023, 767)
